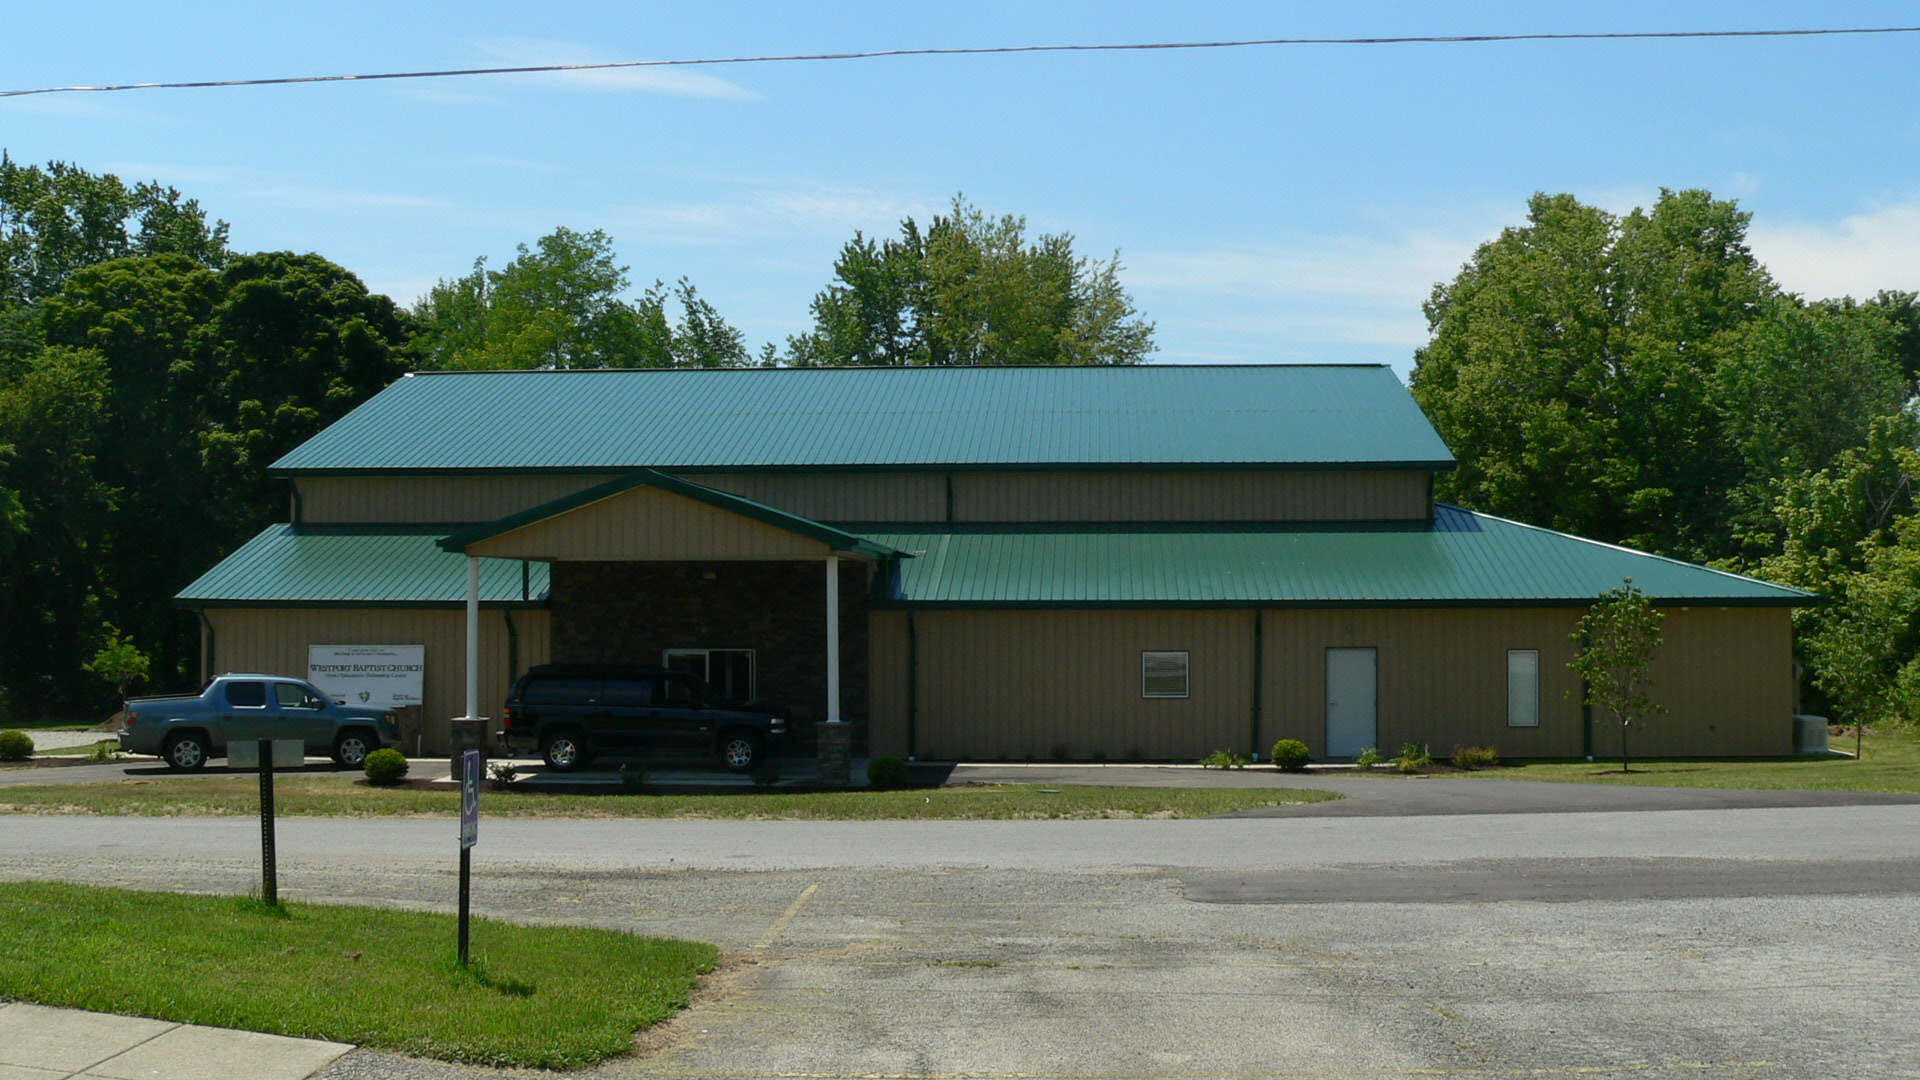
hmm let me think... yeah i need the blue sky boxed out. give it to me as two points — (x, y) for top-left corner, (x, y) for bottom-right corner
(5, 1), (1919, 372)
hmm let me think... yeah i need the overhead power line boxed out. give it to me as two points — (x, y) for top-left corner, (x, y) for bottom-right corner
(4, 26), (1918, 99)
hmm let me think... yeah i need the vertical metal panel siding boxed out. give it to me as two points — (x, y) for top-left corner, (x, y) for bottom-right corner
(952, 471), (1430, 522)
(299, 470), (1428, 527)
(205, 607), (551, 755)
(467, 485), (832, 560)
(1258, 607), (1794, 760)
(297, 475), (622, 524)
(1592, 607), (1795, 757)
(1260, 609), (1587, 759)
(693, 473), (947, 522)
(867, 610), (912, 757)
(912, 610), (1252, 760)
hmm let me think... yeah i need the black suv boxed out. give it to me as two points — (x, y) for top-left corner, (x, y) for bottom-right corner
(500, 665), (788, 773)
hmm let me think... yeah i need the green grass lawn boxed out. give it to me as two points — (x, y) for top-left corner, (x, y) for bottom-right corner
(0, 881), (716, 1069)
(0, 777), (1337, 818)
(1463, 724), (1920, 793)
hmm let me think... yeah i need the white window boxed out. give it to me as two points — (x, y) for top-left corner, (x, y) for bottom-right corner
(1507, 649), (1540, 727)
(663, 648), (756, 702)
(1142, 651), (1190, 699)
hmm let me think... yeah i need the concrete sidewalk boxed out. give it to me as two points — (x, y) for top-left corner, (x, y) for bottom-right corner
(0, 1002), (351, 1080)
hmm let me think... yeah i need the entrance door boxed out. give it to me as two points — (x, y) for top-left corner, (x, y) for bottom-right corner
(1325, 648), (1378, 758)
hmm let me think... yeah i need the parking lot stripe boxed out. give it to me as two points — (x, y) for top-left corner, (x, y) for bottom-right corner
(754, 882), (819, 949)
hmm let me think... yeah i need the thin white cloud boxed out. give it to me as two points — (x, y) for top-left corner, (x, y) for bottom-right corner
(471, 38), (755, 100)
(610, 186), (940, 246)
(1125, 221), (1496, 350)
(1749, 197), (1920, 302)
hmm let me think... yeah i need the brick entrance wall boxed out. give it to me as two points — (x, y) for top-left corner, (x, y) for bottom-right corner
(550, 561), (870, 744)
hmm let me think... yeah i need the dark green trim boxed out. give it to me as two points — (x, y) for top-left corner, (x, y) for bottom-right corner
(837, 518), (1442, 535)
(907, 609), (919, 760)
(867, 597), (1808, 610)
(437, 469), (908, 558)
(179, 600), (551, 611)
(273, 460), (1458, 479)
(1250, 610), (1263, 757)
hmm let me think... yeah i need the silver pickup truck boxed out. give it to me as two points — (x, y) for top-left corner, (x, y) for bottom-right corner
(119, 673), (401, 771)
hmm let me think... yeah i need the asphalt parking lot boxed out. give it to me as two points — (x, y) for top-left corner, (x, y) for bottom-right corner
(6, 807), (1918, 1079)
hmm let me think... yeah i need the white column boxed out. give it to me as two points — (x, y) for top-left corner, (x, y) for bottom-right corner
(464, 556), (480, 720)
(825, 555), (842, 723)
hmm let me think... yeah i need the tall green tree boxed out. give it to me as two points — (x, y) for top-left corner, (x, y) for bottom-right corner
(18, 252), (409, 714)
(0, 346), (116, 717)
(784, 196), (1154, 367)
(0, 155), (228, 311)
(412, 227), (747, 370)
(1411, 190), (1779, 561)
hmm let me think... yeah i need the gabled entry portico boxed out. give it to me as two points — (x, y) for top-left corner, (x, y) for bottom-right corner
(437, 470), (906, 755)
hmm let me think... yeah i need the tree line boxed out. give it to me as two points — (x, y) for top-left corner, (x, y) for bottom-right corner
(3, 156), (1917, 732)
(0, 158), (1153, 720)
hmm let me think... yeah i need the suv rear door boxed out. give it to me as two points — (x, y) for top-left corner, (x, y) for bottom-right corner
(596, 677), (653, 751)
(653, 674), (715, 754)
(522, 676), (600, 747)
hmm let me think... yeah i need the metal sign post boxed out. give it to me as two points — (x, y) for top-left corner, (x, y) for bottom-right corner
(458, 748), (479, 966)
(258, 739), (276, 906)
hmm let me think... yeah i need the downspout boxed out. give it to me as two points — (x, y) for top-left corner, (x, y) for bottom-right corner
(197, 608), (215, 682)
(907, 608), (919, 760)
(503, 608), (518, 684)
(1251, 610), (1263, 760)
(1580, 626), (1594, 761)
(945, 474), (955, 524)
(290, 483), (303, 526)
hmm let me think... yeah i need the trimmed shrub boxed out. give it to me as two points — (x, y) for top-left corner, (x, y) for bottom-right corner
(867, 756), (909, 789)
(362, 747), (408, 785)
(488, 761), (519, 789)
(1270, 739), (1311, 771)
(750, 763), (780, 788)
(1451, 745), (1502, 770)
(619, 764), (647, 791)
(0, 729), (33, 761)
(1393, 742), (1433, 774)
(1200, 749), (1248, 769)
(1353, 747), (1381, 770)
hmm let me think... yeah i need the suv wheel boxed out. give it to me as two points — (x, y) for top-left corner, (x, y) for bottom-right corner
(542, 729), (590, 772)
(162, 732), (209, 772)
(333, 730), (374, 768)
(719, 732), (763, 772)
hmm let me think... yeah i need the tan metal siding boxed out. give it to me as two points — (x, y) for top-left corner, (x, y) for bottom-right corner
(205, 607), (550, 756)
(952, 471), (1430, 522)
(868, 610), (912, 758)
(911, 610), (1253, 761)
(1259, 609), (1588, 759)
(467, 484), (832, 561)
(690, 473), (946, 523)
(1597, 607), (1795, 758)
(297, 475), (623, 524)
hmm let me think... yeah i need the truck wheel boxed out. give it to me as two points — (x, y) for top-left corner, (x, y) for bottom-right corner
(719, 732), (763, 772)
(542, 729), (590, 772)
(162, 732), (209, 772)
(333, 731), (375, 768)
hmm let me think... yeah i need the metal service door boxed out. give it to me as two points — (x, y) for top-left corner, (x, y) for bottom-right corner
(1325, 647), (1378, 758)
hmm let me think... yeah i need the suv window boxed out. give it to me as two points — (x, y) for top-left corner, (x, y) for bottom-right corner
(600, 679), (652, 707)
(274, 682), (325, 710)
(522, 678), (597, 705)
(659, 676), (706, 706)
(225, 681), (268, 708)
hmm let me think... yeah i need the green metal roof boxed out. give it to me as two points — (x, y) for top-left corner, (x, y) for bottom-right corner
(176, 526), (549, 607)
(439, 470), (909, 558)
(863, 507), (1813, 608)
(269, 365), (1457, 474)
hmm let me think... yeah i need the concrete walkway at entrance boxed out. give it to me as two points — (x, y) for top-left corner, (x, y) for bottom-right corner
(0, 1002), (351, 1080)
